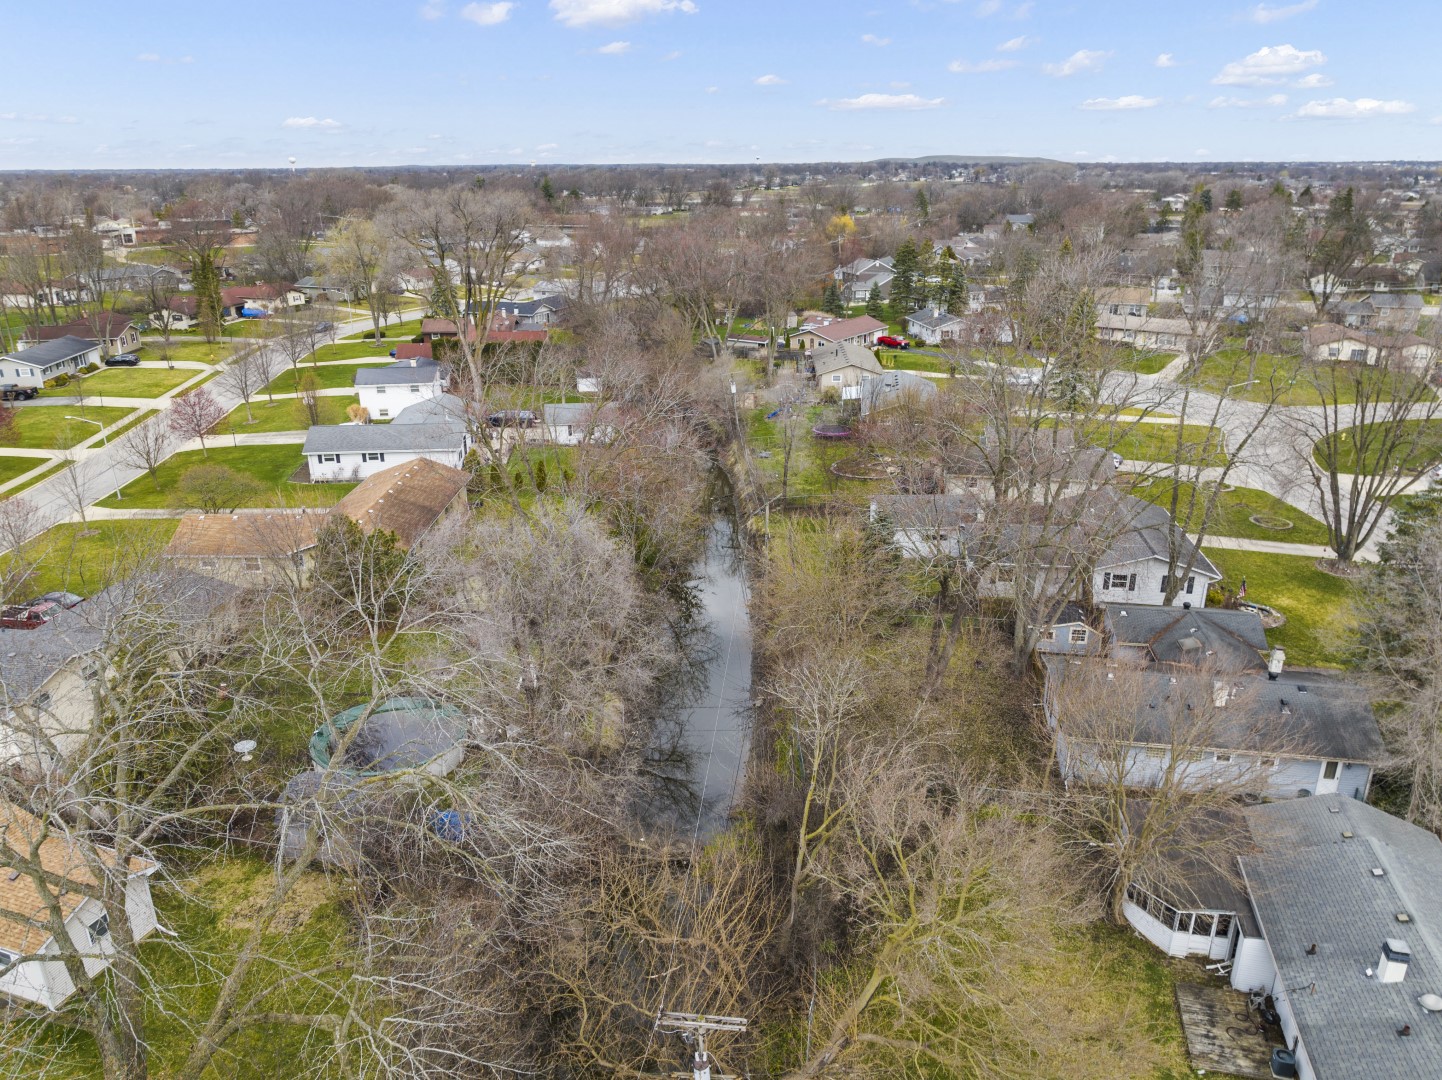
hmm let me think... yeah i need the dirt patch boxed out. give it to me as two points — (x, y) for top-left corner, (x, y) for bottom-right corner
(1315, 559), (1363, 579)
(1247, 513), (1293, 531)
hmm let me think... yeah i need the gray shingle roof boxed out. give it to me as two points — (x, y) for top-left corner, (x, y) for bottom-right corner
(303, 423), (465, 454)
(858, 370), (938, 417)
(1, 336), (98, 366)
(813, 342), (883, 377)
(0, 612), (103, 705)
(1085, 493), (1220, 580)
(870, 493), (982, 531)
(390, 394), (469, 426)
(1240, 796), (1442, 1078)
(1105, 604), (1268, 671)
(905, 308), (964, 330)
(354, 360), (446, 387)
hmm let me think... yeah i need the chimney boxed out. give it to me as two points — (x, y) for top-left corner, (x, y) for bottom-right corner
(1268, 648), (1286, 681)
(1379, 939), (1411, 983)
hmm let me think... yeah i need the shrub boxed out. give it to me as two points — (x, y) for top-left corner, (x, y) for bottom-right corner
(80, 363), (100, 374)
(819, 386), (841, 405)
(47, 374), (70, 388)
(176, 463), (263, 513)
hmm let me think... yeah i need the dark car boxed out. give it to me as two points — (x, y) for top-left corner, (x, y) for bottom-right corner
(0, 384), (38, 401)
(315, 321), (334, 334)
(37, 591), (85, 610)
(104, 353), (140, 367)
(876, 335), (908, 349)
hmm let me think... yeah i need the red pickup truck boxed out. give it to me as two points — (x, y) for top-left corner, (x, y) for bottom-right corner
(876, 335), (908, 349)
(0, 600), (63, 630)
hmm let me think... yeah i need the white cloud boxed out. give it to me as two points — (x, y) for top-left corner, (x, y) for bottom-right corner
(948, 57), (1017, 73)
(549, 0), (697, 27)
(419, 0), (445, 18)
(823, 92), (946, 111)
(1294, 72), (1332, 88)
(1246, 0), (1317, 23)
(1213, 43), (1324, 85)
(997, 34), (1035, 51)
(1079, 95), (1160, 110)
(1155, 52), (1177, 68)
(136, 52), (161, 62)
(975, 0), (1001, 14)
(754, 73), (786, 85)
(597, 40), (631, 53)
(861, 33), (891, 46)
(662, 49), (682, 59)
(704, 85), (719, 93)
(1043, 49), (1110, 77)
(282, 116), (342, 129)
(460, 2), (515, 25)
(536, 142), (560, 150)
(1209, 93), (1288, 108)
(1295, 97), (1416, 119)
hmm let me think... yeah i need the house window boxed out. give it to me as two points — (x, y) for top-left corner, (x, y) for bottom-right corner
(80, 662), (101, 684)
(1103, 572), (1137, 591)
(362, 452), (386, 462)
(87, 912), (110, 944)
(377, 409), (389, 419)
(32, 692), (51, 711)
(1214, 753), (1233, 763)
(242, 557), (263, 573)
(198, 558), (217, 571)
(1069, 627), (1089, 644)
(1186, 576), (1195, 594)
(1141, 746), (1167, 760)
(1323, 760), (1340, 780)
(408, 385), (420, 393)
(1042, 628), (1057, 642)
(1259, 757), (1278, 768)
(831, 374), (842, 383)
(317, 454), (339, 464)
(1349, 348), (1367, 362)
(375, 386), (386, 394)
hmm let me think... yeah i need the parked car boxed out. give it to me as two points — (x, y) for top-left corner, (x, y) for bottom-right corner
(876, 335), (908, 349)
(105, 353), (140, 367)
(36, 591), (85, 610)
(0, 384), (38, 401)
(315, 321), (334, 334)
(0, 599), (65, 630)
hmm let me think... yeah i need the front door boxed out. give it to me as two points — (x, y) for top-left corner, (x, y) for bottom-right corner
(1317, 760), (1342, 795)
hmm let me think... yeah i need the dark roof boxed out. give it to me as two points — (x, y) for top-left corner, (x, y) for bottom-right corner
(1104, 604), (1268, 671)
(495, 293), (565, 316)
(1082, 492), (1220, 580)
(1, 336), (98, 366)
(1240, 796), (1442, 1078)
(858, 370), (937, 417)
(905, 307), (964, 330)
(25, 313), (135, 341)
(354, 359), (446, 387)
(0, 609), (104, 704)
(391, 394), (469, 426)
(1047, 659), (1384, 763)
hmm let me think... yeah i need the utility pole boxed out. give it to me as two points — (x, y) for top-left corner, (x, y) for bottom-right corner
(654, 1011), (748, 1080)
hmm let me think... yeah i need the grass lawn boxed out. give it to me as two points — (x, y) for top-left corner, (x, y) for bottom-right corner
(343, 317), (424, 340)
(1103, 344), (1175, 375)
(879, 349), (953, 374)
(266, 361), (392, 394)
(226, 395), (359, 432)
(1107, 422), (1229, 467)
(1202, 546), (1353, 668)
(0, 458), (67, 496)
(71, 366), (196, 398)
(744, 405), (877, 505)
(96, 445), (356, 510)
(1314, 420), (1442, 473)
(310, 340), (417, 363)
(139, 339), (233, 365)
(1132, 478), (1332, 546)
(15, 853), (350, 1078)
(2, 405), (136, 449)
(5, 520), (181, 599)
(1188, 348), (1435, 407)
(0, 455), (48, 487)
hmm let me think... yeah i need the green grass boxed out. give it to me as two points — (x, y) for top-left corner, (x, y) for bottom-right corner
(0, 458), (67, 496)
(15, 854), (350, 1078)
(878, 349), (952, 374)
(1106, 345), (1174, 375)
(309, 340), (416, 363)
(1, 405), (137, 449)
(1107, 423), (1229, 467)
(1202, 546), (1352, 668)
(225, 395), (359, 433)
(1188, 348), (1435, 407)
(342, 317), (424, 340)
(5, 520), (181, 599)
(0, 455), (48, 487)
(1314, 420), (1442, 473)
(95, 445), (356, 510)
(1132, 479), (1332, 546)
(70, 366), (197, 398)
(266, 362), (392, 394)
(139, 339), (233, 365)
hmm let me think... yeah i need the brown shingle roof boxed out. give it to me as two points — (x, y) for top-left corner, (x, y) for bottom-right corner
(25, 313), (136, 342)
(805, 314), (886, 343)
(162, 512), (322, 560)
(0, 801), (155, 954)
(328, 459), (468, 549)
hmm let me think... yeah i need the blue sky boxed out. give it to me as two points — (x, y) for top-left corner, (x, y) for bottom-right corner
(4, 0), (1440, 169)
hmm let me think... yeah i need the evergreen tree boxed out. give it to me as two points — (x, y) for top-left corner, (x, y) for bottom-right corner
(865, 284), (885, 319)
(191, 256), (224, 344)
(534, 458), (549, 493)
(914, 186), (930, 222)
(540, 174), (556, 203)
(313, 516), (408, 622)
(888, 239), (920, 319)
(822, 279), (845, 316)
(942, 261), (968, 313)
(1224, 188), (1244, 212)
(1196, 187), (1214, 213)
(428, 270), (456, 319)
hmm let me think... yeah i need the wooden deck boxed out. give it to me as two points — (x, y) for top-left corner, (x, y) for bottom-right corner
(1173, 981), (1279, 1080)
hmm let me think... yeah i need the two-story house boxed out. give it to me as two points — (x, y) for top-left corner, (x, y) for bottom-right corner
(354, 357), (449, 421)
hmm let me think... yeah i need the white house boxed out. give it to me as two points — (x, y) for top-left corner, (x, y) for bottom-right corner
(794, 315), (887, 352)
(1094, 312), (1192, 352)
(812, 342), (883, 390)
(542, 402), (618, 446)
(868, 493), (982, 560)
(0, 800), (159, 1010)
(1303, 324), (1437, 371)
(904, 306), (967, 345)
(303, 395), (471, 482)
(354, 358), (448, 421)
(0, 337), (101, 389)
(1124, 796), (1442, 1080)
(575, 370), (602, 395)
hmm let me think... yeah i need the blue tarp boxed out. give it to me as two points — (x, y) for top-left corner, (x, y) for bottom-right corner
(239, 306), (268, 318)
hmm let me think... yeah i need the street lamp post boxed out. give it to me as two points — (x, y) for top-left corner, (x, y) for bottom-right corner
(64, 416), (123, 501)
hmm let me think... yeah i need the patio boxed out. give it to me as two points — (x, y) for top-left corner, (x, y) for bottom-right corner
(1173, 980), (1283, 1080)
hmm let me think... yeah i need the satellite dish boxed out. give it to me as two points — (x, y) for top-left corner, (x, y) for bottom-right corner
(1420, 994), (1442, 1012)
(233, 738), (258, 762)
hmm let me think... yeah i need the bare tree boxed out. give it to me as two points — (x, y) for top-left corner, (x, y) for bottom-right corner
(1285, 335), (1442, 561)
(324, 216), (393, 342)
(167, 387), (226, 457)
(0, 496), (42, 601)
(115, 418), (174, 488)
(215, 348), (268, 424)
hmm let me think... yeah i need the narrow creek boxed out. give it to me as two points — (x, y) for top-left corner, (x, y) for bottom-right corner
(637, 475), (754, 841)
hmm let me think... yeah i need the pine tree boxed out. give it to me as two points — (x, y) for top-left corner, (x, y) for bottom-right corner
(943, 262), (968, 313)
(865, 284), (885, 319)
(540, 175), (556, 203)
(822, 280), (845, 316)
(534, 458), (549, 493)
(428, 270), (456, 319)
(914, 186), (930, 222)
(888, 239), (920, 320)
(1224, 188), (1244, 212)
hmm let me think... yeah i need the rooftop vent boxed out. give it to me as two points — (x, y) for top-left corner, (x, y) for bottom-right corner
(1343, 830), (1355, 839)
(1398, 913), (1412, 924)
(1329, 806), (1341, 814)
(1372, 868), (1386, 877)
(1380, 940), (1412, 984)
(1268, 648), (1286, 681)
